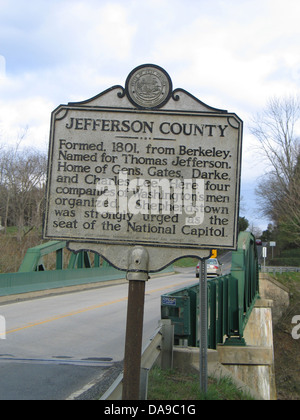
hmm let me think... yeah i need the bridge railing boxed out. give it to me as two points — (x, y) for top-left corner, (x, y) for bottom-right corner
(0, 241), (123, 297)
(0, 241), (174, 297)
(17, 240), (112, 272)
(161, 232), (260, 349)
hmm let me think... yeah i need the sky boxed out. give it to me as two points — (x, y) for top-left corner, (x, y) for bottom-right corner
(1, 0), (300, 231)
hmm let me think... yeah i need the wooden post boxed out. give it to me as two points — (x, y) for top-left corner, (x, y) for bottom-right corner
(122, 247), (149, 400)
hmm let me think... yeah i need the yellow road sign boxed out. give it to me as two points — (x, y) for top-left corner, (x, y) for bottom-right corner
(211, 250), (217, 258)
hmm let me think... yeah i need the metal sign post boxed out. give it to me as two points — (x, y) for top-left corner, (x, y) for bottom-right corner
(122, 246), (149, 400)
(199, 258), (208, 393)
(270, 241), (276, 259)
(263, 246), (267, 270)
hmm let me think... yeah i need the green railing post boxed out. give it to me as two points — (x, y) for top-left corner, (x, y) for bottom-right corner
(56, 248), (63, 270)
(227, 249), (246, 345)
(94, 253), (100, 268)
(18, 241), (67, 272)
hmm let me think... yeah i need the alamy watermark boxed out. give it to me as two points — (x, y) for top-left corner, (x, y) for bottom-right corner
(292, 315), (300, 340)
(0, 315), (6, 340)
(96, 170), (205, 226)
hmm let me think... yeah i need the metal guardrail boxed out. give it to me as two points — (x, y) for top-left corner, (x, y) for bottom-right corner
(161, 232), (260, 349)
(100, 320), (174, 400)
(261, 266), (300, 274)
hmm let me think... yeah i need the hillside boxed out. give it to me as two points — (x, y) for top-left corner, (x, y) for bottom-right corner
(273, 272), (300, 400)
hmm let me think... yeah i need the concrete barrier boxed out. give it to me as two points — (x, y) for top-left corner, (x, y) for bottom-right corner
(217, 298), (276, 400)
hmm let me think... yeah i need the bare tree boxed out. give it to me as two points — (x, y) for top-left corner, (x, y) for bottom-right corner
(251, 96), (300, 183)
(10, 150), (47, 239)
(0, 141), (47, 239)
(250, 95), (300, 245)
(283, 156), (300, 245)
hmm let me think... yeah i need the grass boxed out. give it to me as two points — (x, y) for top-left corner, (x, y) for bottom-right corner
(273, 271), (300, 298)
(147, 367), (254, 400)
(173, 257), (198, 268)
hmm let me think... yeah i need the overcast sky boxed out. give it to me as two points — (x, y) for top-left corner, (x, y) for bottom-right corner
(1, 0), (300, 230)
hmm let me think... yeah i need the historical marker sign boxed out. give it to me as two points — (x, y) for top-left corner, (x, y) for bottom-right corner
(44, 64), (243, 271)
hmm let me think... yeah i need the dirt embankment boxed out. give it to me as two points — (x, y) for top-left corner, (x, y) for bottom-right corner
(273, 274), (300, 400)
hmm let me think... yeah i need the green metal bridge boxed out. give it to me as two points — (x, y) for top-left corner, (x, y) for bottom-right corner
(0, 241), (126, 296)
(0, 232), (260, 349)
(161, 231), (260, 348)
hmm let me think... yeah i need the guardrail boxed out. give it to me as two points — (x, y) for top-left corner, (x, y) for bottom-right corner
(100, 320), (174, 400)
(161, 232), (260, 348)
(261, 266), (300, 274)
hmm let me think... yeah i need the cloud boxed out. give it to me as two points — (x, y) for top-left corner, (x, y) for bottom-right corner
(0, 94), (53, 149)
(44, 1), (137, 65)
(0, 0), (300, 229)
(148, 0), (300, 113)
(0, 1), (138, 148)
(0, 56), (5, 78)
(0, 1), (137, 74)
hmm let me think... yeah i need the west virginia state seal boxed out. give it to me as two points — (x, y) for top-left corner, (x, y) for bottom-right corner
(125, 64), (172, 109)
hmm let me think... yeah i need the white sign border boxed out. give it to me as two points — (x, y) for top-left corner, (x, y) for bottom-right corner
(44, 106), (243, 251)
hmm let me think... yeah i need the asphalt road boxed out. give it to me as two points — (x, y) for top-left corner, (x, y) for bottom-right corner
(0, 268), (199, 400)
(218, 251), (232, 275)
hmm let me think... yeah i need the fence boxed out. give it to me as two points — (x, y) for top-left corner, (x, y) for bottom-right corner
(161, 232), (260, 348)
(261, 266), (300, 274)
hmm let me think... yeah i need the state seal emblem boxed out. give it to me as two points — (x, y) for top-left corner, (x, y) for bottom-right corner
(125, 64), (172, 109)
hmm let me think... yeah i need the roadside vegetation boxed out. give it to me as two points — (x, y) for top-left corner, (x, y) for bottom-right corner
(0, 139), (47, 273)
(173, 257), (198, 268)
(272, 272), (300, 400)
(0, 228), (43, 273)
(268, 248), (300, 267)
(0, 140), (47, 241)
(147, 367), (254, 400)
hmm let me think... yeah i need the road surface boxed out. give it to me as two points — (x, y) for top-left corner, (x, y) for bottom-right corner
(0, 267), (199, 400)
(219, 251), (232, 275)
(0, 252), (233, 400)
